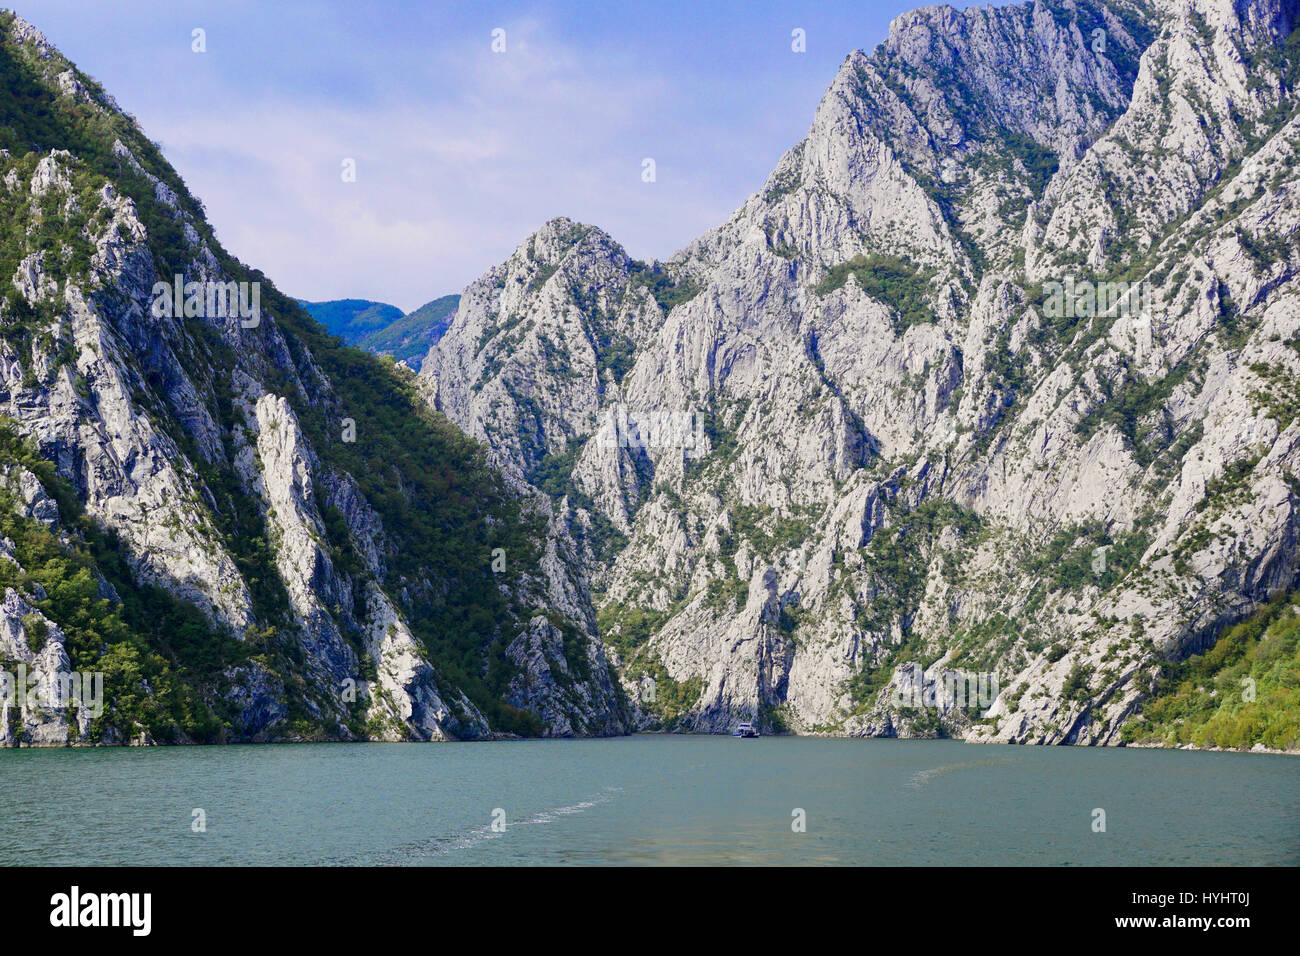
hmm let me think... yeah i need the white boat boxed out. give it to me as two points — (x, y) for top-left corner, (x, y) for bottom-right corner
(732, 721), (759, 738)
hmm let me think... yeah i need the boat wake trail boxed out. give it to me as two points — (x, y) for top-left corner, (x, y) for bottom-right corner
(907, 757), (1018, 790)
(329, 787), (623, 866)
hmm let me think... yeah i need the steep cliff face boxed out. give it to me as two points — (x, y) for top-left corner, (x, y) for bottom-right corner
(421, 0), (1300, 744)
(0, 12), (628, 744)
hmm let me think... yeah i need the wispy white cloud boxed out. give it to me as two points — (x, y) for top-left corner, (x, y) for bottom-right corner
(147, 24), (719, 310)
(26, 0), (925, 310)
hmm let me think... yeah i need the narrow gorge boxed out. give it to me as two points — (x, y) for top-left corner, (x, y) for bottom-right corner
(3, 0), (1298, 751)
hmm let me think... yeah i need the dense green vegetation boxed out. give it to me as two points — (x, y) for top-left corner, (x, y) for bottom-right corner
(1123, 589), (1300, 751)
(729, 505), (814, 558)
(596, 602), (671, 663)
(297, 296), (460, 369)
(625, 652), (701, 728)
(703, 573), (749, 613)
(855, 499), (982, 636)
(357, 294), (459, 368)
(296, 299), (403, 344)
(1001, 131), (1059, 201)
(628, 260), (700, 313)
(971, 326), (1031, 454)
(813, 255), (936, 333)
(591, 326), (636, 384)
(1249, 360), (1300, 432)
(528, 441), (586, 502)
(595, 598), (700, 729)
(844, 633), (928, 716)
(1023, 521), (1150, 595)
(0, 423), (243, 743)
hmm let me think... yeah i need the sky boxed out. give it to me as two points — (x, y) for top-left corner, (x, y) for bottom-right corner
(23, 0), (996, 312)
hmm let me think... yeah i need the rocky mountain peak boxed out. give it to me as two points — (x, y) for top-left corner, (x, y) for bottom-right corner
(423, 0), (1300, 746)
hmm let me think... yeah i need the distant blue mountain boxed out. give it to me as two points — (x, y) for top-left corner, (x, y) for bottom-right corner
(296, 298), (404, 344)
(298, 295), (459, 370)
(358, 295), (460, 369)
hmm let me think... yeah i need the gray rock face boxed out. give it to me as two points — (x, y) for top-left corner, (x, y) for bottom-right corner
(505, 614), (629, 736)
(420, 0), (1300, 742)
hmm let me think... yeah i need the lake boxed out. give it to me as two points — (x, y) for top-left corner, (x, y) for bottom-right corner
(1, 736), (1296, 865)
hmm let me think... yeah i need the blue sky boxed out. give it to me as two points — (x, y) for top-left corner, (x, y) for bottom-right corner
(25, 1), (996, 311)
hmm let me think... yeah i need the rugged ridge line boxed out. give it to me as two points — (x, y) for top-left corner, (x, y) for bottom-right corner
(420, 0), (1300, 747)
(0, 11), (629, 744)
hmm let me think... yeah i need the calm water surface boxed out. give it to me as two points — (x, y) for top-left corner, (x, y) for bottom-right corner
(1, 736), (1296, 865)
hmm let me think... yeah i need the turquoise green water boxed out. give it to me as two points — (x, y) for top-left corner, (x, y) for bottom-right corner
(1, 737), (1296, 865)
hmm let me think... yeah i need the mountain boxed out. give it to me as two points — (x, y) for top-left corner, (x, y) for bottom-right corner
(0, 11), (628, 745)
(297, 296), (458, 370)
(296, 298), (404, 343)
(5, 0), (1298, 752)
(358, 294), (460, 370)
(420, 0), (1300, 749)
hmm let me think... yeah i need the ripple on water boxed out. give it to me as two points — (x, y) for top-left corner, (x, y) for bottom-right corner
(333, 787), (622, 866)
